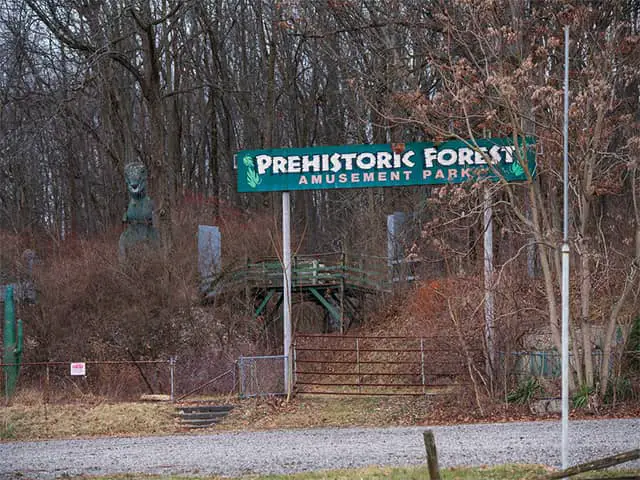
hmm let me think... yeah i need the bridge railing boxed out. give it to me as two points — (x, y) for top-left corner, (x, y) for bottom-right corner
(205, 252), (392, 297)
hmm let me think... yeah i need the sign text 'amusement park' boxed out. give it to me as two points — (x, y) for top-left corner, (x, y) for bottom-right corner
(236, 137), (536, 192)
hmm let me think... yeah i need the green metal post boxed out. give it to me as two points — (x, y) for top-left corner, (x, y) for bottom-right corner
(3, 285), (22, 398)
(254, 289), (275, 318)
(3, 287), (15, 356)
(309, 287), (341, 329)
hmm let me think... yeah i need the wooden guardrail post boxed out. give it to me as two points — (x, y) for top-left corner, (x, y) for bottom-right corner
(423, 429), (441, 480)
(538, 448), (640, 479)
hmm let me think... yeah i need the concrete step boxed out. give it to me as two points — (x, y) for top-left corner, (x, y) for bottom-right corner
(180, 417), (222, 426)
(178, 411), (230, 420)
(176, 404), (234, 429)
(178, 404), (234, 414)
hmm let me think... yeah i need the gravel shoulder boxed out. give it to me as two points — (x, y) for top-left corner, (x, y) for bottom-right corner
(2, 418), (639, 479)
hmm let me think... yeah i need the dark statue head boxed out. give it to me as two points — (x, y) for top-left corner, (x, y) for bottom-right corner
(124, 162), (148, 199)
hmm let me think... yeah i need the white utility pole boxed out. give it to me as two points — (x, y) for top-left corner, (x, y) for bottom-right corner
(282, 192), (292, 397)
(561, 25), (571, 472)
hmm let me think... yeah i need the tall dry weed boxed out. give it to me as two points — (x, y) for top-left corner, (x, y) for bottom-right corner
(2, 196), (281, 399)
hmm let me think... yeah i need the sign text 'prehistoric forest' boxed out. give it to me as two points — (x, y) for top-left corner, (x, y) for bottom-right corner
(236, 137), (536, 192)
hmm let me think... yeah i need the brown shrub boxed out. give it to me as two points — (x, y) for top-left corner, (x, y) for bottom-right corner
(1, 195), (282, 398)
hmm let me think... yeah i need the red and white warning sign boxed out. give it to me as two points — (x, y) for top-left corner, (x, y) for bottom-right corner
(70, 362), (86, 376)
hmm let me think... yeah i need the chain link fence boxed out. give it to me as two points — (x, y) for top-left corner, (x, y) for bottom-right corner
(237, 355), (286, 398)
(502, 350), (640, 403)
(506, 351), (610, 379)
(0, 360), (176, 404)
(1, 355), (281, 404)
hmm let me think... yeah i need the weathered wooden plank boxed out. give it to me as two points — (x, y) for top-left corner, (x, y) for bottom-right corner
(539, 449), (640, 480)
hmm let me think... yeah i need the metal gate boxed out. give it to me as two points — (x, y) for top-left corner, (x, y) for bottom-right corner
(293, 334), (468, 395)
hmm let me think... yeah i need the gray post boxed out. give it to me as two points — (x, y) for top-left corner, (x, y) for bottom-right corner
(198, 225), (221, 294)
(169, 356), (176, 402)
(239, 356), (246, 399)
(233, 360), (237, 396)
(561, 24), (571, 471)
(282, 192), (292, 397)
(484, 186), (495, 382)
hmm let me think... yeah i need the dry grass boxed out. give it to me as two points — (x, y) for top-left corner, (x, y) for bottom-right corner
(218, 396), (396, 430)
(0, 393), (496, 441)
(0, 400), (176, 440)
(214, 394), (528, 432)
(244, 464), (550, 479)
(214, 394), (640, 433)
(1, 393), (444, 441)
(3, 391), (638, 441)
(34, 464), (556, 479)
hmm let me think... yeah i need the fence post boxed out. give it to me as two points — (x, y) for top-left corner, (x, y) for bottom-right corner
(423, 429), (441, 480)
(293, 338), (297, 387)
(238, 357), (243, 398)
(169, 357), (176, 402)
(421, 338), (426, 395)
(233, 360), (238, 396)
(45, 363), (50, 404)
(356, 338), (361, 394)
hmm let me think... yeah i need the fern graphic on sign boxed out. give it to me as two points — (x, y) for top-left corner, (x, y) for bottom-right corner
(243, 155), (261, 189)
(511, 161), (524, 178)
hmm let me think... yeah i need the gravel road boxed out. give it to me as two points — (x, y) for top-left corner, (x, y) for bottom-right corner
(1, 418), (638, 479)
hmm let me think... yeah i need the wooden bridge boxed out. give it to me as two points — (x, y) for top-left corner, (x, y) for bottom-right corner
(205, 253), (400, 332)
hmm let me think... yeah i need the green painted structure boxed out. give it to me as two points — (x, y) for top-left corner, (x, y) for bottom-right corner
(207, 253), (391, 333)
(3, 285), (23, 398)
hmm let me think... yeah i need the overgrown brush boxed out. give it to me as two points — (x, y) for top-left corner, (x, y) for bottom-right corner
(1, 197), (281, 401)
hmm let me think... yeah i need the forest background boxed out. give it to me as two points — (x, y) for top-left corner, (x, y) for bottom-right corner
(1, 0), (640, 405)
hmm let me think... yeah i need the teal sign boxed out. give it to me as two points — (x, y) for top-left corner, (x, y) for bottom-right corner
(237, 137), (535, 192)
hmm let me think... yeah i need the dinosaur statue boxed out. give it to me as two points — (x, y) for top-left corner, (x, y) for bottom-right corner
(118, 162), (160, 259)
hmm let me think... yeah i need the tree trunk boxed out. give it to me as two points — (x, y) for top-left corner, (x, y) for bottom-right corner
(579, 242), (593, 388)
(600, 168), (640, 396)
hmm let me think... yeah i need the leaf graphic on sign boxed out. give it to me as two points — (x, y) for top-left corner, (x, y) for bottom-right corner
(247, 169), (261, 188)
(243, 156), (261, 189)
(511, 162), (524, 177)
